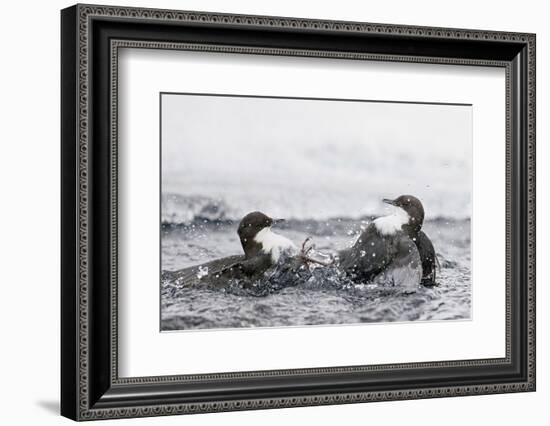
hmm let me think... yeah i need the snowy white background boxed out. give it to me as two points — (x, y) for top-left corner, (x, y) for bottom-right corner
(162, 94), (472, 222)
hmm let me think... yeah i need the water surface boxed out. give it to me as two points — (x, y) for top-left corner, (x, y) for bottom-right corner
(161, 213), (471, 331)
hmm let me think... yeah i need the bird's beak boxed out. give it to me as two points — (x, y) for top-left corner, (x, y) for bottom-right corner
(382, 198), (396, 206)
(272, 218), (286, 226)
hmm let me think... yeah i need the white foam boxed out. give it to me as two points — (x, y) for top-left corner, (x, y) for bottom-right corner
(254, 228), (298, 262)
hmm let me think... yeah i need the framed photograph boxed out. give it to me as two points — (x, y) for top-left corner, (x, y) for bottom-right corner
(61, 4), (536, 421)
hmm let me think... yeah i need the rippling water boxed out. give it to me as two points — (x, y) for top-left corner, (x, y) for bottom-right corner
(161, 216), (471, 331)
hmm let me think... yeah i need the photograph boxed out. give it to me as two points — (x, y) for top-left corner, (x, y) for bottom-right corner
(160, 93), (473, 331)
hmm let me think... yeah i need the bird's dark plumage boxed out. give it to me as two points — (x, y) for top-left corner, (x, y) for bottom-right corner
(416, 230), (437, 286)
(162, 254), (245, 287)
(338, 223), (394, 281)
(338, 223), (422, 291)
(163, 253), (274, 288)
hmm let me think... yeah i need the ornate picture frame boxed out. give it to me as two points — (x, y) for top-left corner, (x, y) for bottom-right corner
(61, 4), (535, 421)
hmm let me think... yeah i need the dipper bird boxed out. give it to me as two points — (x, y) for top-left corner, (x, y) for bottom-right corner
(337, 195), (437, 290)
(383, 195), (438, 286)
(163, 211), (298, 287)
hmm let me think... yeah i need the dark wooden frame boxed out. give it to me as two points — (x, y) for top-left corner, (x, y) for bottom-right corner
(61, 3), (536, 421)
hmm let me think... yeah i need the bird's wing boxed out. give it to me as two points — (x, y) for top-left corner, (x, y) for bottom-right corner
(162, 254), (245, 286)
(214, 253), (272, 279)
(338, 223), (395, 281)
(416, 230), (437, 285)
(230, 253), (273, 276)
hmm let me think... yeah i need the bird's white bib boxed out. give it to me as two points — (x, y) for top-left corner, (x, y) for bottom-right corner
(254, 228), (297, 262)
(373, 208), (410, 236)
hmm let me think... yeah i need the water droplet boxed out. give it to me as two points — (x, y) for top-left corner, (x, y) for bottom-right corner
(196, 266), (209, 279)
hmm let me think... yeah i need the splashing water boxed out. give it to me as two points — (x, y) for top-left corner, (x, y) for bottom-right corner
(161, 216), (471, 331)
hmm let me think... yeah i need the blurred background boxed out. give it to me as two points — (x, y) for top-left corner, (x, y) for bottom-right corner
(161, 94), (472, 225)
